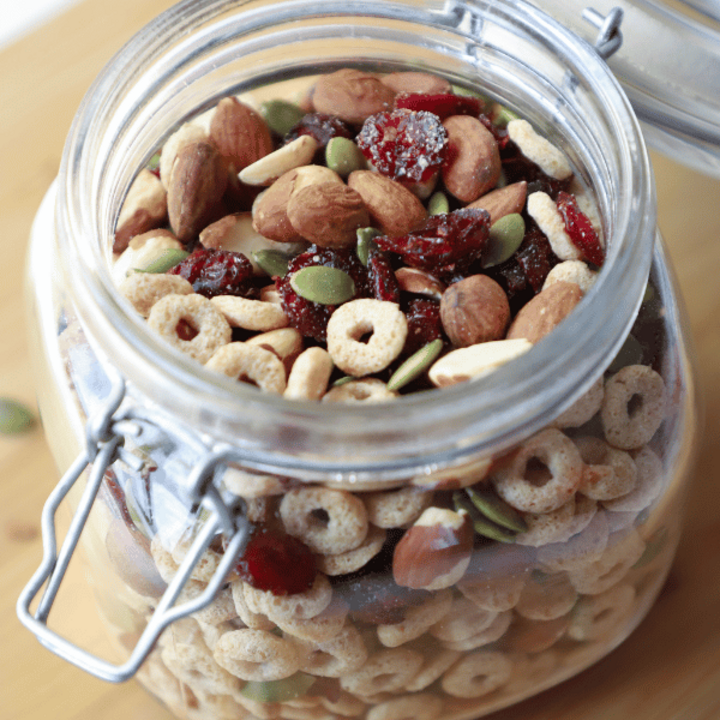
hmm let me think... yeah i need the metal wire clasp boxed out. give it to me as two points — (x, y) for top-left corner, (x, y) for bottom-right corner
(16, 371), (250, 683)
(583, 7), (624, 60)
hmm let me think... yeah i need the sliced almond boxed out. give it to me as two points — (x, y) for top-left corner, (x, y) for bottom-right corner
(238, 135), (319, 186)
(527, 191), (581, 261)
(114, 169), (168, 254)
(380, 71), (452, 95)
(159, 121), (209, 190)
(507, 119), (573, 181)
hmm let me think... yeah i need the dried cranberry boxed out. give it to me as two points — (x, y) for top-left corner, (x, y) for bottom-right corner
(403, 298), (444, 356)
(169, 247), (255, 298)
(284, 113), (354, 149)
(556, 191), (605, 267)
(367, 251), (400, 303)
(515, 226), (559, 292)
(477, 114), (511, 150)
(237, 526), (317, 596)
(356, 110), (448, 184)
(376, 208), (490, 279)
(394, 92), (484, 120)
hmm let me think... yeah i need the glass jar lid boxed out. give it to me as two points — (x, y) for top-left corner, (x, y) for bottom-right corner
(532, 0), (720, 176)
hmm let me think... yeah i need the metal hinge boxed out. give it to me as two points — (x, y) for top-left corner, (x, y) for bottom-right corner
(583, 6), (624, 60)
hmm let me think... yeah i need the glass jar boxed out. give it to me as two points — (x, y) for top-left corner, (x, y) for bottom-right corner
(20, 1), (697, 719)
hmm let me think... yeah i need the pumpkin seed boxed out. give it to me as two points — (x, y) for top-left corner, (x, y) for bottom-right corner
(241, 672), (316, 703)
(493, 104), (520, 128)
(0, 397), (36, 435)
(452, 491), (517, 543)
(482, 213), (525, 268)
(428, 191), (449, 216)
(135, 248), (189, 274)
(332, 375), (355, 387)
(147, 151), (161, 173)
(289, 266), (356, 305)
(633, 527), (669, 569)
(465, 485), (527, 533)
(325, 137), (366, 177)
(252, 248), (291, 278)
(259, 99), (305, 136)
(387, 338), (444, 392)
(356, 227), (381, 266)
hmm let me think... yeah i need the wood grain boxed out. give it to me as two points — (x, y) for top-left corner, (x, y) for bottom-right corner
(1, 2), (719, 719)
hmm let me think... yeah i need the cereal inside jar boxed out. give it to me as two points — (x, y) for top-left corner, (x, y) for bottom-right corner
(20, 2), (696, 720)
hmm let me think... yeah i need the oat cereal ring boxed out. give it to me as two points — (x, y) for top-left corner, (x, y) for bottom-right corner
(405, 647), (462, 692)
(492, 428), (583, 514)
(378, 588), (453, 648)
(340, 647), (424, 695)
(317, 525), (387, 576)
(366, 693), (445, 720)
(576, 436), (637, 501)
(244, 573), (333, 621)
(442, 609), (512, 652)
(514, 570), (578, 621)
(213, 628), (301, 681)
(319, 690), (367, 717)
(221, 465), (286, 499)
(568, 528), (645, 595)
(279, 486), (368, 555)
(567, 583), (636, 641)
(601, 364), (666, 449)
(190, 585), (238, 627)
(542, 260), (598, 294)
(210, 295), (289, 332)
(284, 347), (334, 401)
(514, 499), (577, 548)
(325, 299), (407, 376)
(502, 650), (559, 697)
(119, 272), (194, 317)
(441, 650), (513, 699)
(148, 294), (232, 364)
(603, 445), (663, 512)
(429, 596), (498, 644)
(230, 579), (275, 631)
(527, 191), (580, 261)
(150, 534), (180, 583)
(273, 596), (349, 643)
(537, 510), (610, 573)
(170, 531), (225, 584)
(551, 377), (604, 429)
(363, 487), (435, 529)
(300, 623), (369, 677)
(235, 694), (282, 719)
(322, 378), (399, 403)
(506, 119), (573, 180)
(206, 342), (287, 394)
(501, 613), (571, 654)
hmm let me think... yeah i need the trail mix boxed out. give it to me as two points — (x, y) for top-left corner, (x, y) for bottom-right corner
(91, 69), (678, 720)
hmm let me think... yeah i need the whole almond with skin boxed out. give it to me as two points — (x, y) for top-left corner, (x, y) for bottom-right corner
(442, 115), (501, 203)
(312, 69), (396, 124)
(347, 170), (426, 236)
(167, 141), (228, 244)
(209, 97), (274, 172)
(287, 182), (370, 248)
(507, 281), (583, 343)
(114, 168), (168, 253)
(467, 181), (528, 225)
(440, 274), (510, 347)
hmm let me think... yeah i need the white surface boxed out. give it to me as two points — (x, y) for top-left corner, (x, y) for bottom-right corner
(0, 0), (80, 48)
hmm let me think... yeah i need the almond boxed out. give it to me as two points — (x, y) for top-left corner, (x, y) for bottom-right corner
(506, 281), (583, 344)
(114, 168), (168, 253)
(239, 134), (318, 186)
(395, 267), (445, 299)
(380, 71), (452, 95)
(442, 115), (501, 203)
(167, 141), (228, 244)
(159, 121), (208, 190)
(286, 182), (369, 248)
(347, 170), (426, 236)
(392, 507), (474, 590)
(467, 181), (527, 225)
(312, 68), (396, 124)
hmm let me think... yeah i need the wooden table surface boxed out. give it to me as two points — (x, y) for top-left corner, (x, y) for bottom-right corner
(1, 1), (719, 719)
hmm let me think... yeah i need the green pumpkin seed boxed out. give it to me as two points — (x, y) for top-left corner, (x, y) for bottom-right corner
(387, 338), (444, 392)
(252, 248), (291, 278)
(259, 99), (305, 136)
(428, 191), (449, 216)
(465, 485), (528, 533)
(452, 491), (517, 543)
(0, 398), (36, 435)
(146, 151), (161, 172)
(493, 104), (520, 128)
(325, 137), (366, 177)
(482, 213), (525, 268)
(633, 527), (669, 569)
(332, 375), (355, 387)
(289, 266), (356, 305)
(241, 672), (316, 703)
(607, 333), (644, 374)
(356, 227), (381, 266)
(135, 248), (189, 274)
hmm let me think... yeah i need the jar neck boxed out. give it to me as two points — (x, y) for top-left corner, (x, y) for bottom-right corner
(55, 0), (656, 480)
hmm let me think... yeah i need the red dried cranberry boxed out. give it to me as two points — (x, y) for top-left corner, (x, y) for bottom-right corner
(403, 298), (444, 356)
(515, 226), (559, 293)
(394, 92), (484, 121)
(284, 113), (353, 148)
(367, 251), (400, 303)
(237, 526), (316, 596)
(556, 191), (605, 267)
(356, 110), (448, 184)
(375, 208), (490, 279)
(169, 247), (255, 298)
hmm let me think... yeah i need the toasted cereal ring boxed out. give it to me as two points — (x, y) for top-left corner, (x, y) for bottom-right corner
(514, 570), (578, 621)
(603, 445), (663, 512)
(326, 299), (407, 376)
(576, 436), (637, 501)
(210, 295), (289, 331)
(514, 500), (577, 548)
(441, 610), (512, 652)
(406, 648), (462, 692)
(363, 487), (435, 529)
(340, 648), (424, 695)
(120, 272), (194, 317)
(243, 574), (333, 621)
(170, 530), (225, 584)
(601, 365), (666, 449)
(279, 486), (368, 555)
(230, 579), (275, 631)
(273, 596), (349, 643)
(206, 342), (286, 394)
(235, 693), (283, 719)
(148, 293), (232, 363)
(319, 690), (367, 717)
(429, 596), (498, 643)
(378, 589), (453, 648)
(367, 693), (444, 720)
(502, 650), (559, 696)
(501, 613), (570, 654)
(551, 377), (604, 429)
(441, 650), (513, 699)
(322, 378), (399, 403)
(284, 347), (334, 400)
(536, 510), (610, 573)
(221, 465), (286, 499)
(300, 623), (369, 677)
(317, 525), (387, 576)
(567, 583), (636, 641)
(492, 428), (583, 514)
(213, 628), (301, 681)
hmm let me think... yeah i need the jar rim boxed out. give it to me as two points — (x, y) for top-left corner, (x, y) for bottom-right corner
(56, 0), (656, 478)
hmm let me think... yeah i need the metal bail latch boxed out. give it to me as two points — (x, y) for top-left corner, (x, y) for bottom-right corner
(16, 370), (251, 683)
(583, 6), (624, 60)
